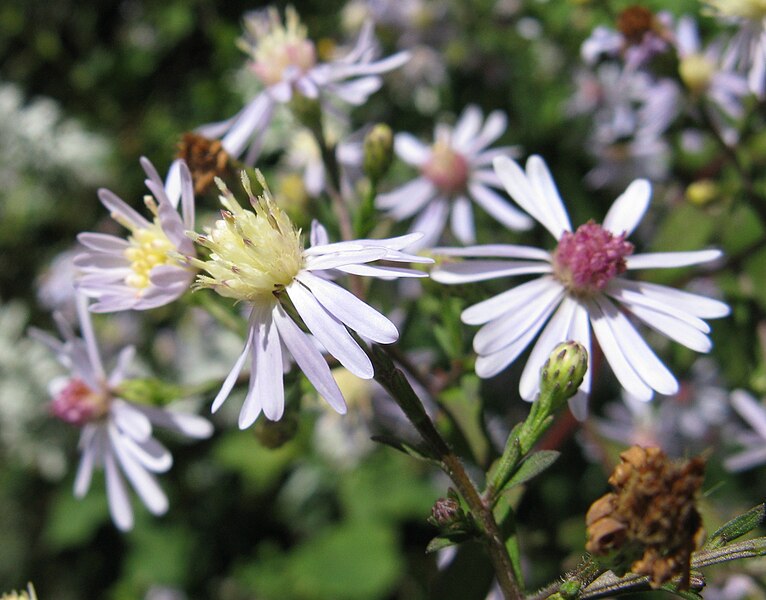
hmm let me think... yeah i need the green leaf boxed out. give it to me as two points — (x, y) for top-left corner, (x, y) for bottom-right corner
(371, 434), (439, 463)
(440, 375), (491, 466)
(43, 487), (109, 550)
(426, 531), (474, 554)
(504, 450), (560, 490)
(706, 504), (766, 550)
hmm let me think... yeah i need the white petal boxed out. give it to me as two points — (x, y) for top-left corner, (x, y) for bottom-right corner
(132, 403), (213, 439)
(724, 447), (766, 472)
(287, 282), (373, 379)
(221, 94), (274, 158)
(593, 295), (678, 396)
(474, 284), (565, 354)
(626, 303), (712, 352)
(434, 244), (550, 260)
(97, 189), (151, 231)
(211, 324), (254, 413)
(375, 177), (435, 216)
(525, 155), (573, 238)
(450, 196), (475, 244)
(337, 264), (427, 278)
(310, 220), (330, 247)
(122, 435), (172, 473)
(587, 298), (653, 401)
(304, 248), (388, 271)
(408, 198), (450, 250)
(452, 105), (483, 150)
(430, 261), (552, 284)
(273, 304), (347, 413)
(468, 182), (534, 231)
(616, 279), (730, 318)
(602, 179), (651, 236)
(732, 390), (766, 439)
(519, 296), (579, 400)
(626, 249), (722, 270)
(463, 276), (560, 325)
(108, 346), (136, 388)
(74, 425), (98, 498)
(77, 233), (130, 252)
(109, 423), (168, 515)
(104, 444), (134, 531)
(297, 272), (398, 343)
(493, 156), (560, 238)
(256, 305), (285, 422)
(394, 133), (430, 166)
(465, 109), (507, 154)
(111, 399), (152, 443)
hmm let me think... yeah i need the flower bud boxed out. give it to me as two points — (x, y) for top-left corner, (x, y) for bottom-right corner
(363, 124), (394, 184)
(539, 341), (588, 411)
(428, 488), (470, 532)
(685, 179), (718, 206)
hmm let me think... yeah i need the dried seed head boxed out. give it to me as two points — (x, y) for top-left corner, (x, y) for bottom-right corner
(177, 132), (232, 195)
(585, 445), (706, 590)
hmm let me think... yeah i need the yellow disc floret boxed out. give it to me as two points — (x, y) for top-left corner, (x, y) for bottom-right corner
(679, 54), (716, 93)
(705, 0), (766, 19)
(115, 196), (176, 294)
(190, 172), (304, 302)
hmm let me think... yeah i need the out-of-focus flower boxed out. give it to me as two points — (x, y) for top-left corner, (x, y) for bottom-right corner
(0, 583), (37, 600)
(706, 0), (766, 96)
(376, 105), (531, 249)
(75, 158), (196, 312)
(431, 155), (729, 417)
(582, 7), (673, 69)
(725, 390), (766, 471)
(199, 7), (409, 164)
(188, 174), (432, 429)
(675, 15), (751, 144)
(30, 294), (213, 531)
(176, 132), (232, 195)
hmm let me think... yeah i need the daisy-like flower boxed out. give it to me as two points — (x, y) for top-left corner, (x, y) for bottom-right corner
(188, 173), (432, 429)
(724, 390), (766, 471)
(705, 0), (766, 96)
(75, 158), (196, 313)
(375, 105), (532, 250)
(30, 294), (213, 531)
(198, 7), (409, 164)
(431, 155), (730, 417)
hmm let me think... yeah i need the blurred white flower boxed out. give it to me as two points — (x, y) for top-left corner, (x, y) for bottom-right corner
(377, 105), (531, 249)
(432, 155), (729, 418)
(725, 390), (766, 471)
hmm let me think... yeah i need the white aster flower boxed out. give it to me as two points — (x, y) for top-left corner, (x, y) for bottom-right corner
(431, 155), (729, 418)
(189, 174), (432, 429)
(30, 294), (213, 531)
(376, 105), (532, 250)
(724, 389), (766, 471)
(198, 7), (409, 164)
(75, 158), (196, 312)
(706, 0), (766, 96)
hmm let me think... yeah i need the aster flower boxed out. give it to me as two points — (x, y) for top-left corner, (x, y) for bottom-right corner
(30, 294), (213, 531)
(431, 155), (729, 418)
(75, 157), (196, 313)
(198, 7), (409, 164)
(724, 390), (766, 472)
(705, 0), (766, 97)
(188, 173), (432, 429)
(376, 105), (532, 249)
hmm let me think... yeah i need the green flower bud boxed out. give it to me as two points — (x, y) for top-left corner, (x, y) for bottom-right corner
(363, 124), (394, 183)
(539, 341), (588, 412)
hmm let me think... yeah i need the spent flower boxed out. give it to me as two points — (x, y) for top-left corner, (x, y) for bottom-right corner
(188, 173), (432, 428)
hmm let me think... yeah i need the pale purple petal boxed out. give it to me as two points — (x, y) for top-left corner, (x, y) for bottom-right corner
(450, 196), (475, 244)
(375, 177), (436, 218)
(221, 93), (274, 158)
(434, 244), (550, 261)
(212, 321), (255, 413)
(468, 182), (534, 231)
(408, 198), (450, 250)
(104, 444), (134, 531)
(464, 110), (507, 154)
(731, 390), (766, 439)
(97, 189), (151, 230)
(108, 346), (135, 388)
(76, 293), (106, 381)
(394, 133), (430, 166)
(77, 233), (130, 252)
(430, 260), (552, 284)
(452, 105), (483, 151)
(132, 403), (214, 439)
(111, 400), (152, 443)
(724, 446), (766, 472)
(74, 425), (98, 498)
(310, 221), (330, 247)
(121, 434), (172, 473)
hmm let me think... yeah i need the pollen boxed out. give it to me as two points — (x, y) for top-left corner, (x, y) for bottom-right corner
(190, 173), (304, 302)
(122, 198), (176, 293)
(240, 6), (317, 86)
(552, 221), (633, 296)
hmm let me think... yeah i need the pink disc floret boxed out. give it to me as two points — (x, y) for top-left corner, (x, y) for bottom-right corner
(51, 378), (109, 426)
(422, 144), (469, 195)
(553, 220), (634, 295)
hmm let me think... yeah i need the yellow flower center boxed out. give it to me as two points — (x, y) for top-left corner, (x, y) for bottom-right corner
(706, 0), (766, 19)
(241, 6), (317, 86)
(679, 54), (716, 93)
(191, 173), (304, 303)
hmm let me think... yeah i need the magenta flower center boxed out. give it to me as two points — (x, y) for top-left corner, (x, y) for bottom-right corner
(421, 143), (469, 195)
(552, 221), (634, 295)
(51, 378), (110, 426)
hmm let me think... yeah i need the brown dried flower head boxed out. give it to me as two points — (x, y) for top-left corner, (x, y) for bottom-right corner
(617, 6), (657, 45)
(177, 132), (232, 195)
(585, 446), (706, 590)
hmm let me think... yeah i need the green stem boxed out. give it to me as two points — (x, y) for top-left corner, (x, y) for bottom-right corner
(361, 340), (523, 600)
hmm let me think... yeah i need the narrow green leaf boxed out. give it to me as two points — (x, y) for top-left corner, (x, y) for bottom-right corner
(426, 532), (473, 554)
(371, 434), (440, 463)
(504, 450), (560, 490)
(706, 504), (766, 549)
